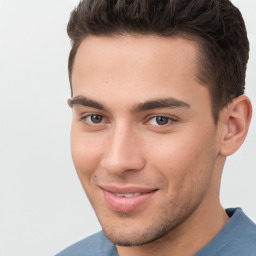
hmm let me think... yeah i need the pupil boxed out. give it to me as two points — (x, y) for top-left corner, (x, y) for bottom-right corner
(156, 116), (168, 125)
(91, 115), (102, 123)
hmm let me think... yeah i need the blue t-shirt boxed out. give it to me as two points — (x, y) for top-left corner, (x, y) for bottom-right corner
(56, 208), (256, 256)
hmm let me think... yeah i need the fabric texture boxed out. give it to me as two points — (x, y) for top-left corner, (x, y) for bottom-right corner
(56, 208), (256, 256)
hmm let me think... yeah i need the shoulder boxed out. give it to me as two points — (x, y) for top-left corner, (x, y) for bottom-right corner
(222, 208), (256, 255)
(55, 231), (118, 256)
(226, 208), (256, 237)
(196, 208), (256, 256)
(227, 208), (256, 251)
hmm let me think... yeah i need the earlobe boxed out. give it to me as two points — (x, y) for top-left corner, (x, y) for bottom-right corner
(219, 95), (252, 156)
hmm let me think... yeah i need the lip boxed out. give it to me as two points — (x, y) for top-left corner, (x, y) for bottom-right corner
(100, 185), (158, 213)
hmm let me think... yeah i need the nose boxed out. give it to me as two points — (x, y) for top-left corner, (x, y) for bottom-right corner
(100, 124), (145, 176)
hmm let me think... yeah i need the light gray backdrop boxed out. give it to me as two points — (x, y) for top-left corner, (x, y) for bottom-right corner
(0, 1), (255, 255)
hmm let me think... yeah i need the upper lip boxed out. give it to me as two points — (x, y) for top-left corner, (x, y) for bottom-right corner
(100, 185), (158, 194)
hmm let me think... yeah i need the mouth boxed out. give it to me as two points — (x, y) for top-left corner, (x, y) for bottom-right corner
(100, 185), (158, 213)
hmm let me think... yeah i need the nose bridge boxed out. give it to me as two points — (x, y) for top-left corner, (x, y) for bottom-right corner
(100, 121), (144, 175)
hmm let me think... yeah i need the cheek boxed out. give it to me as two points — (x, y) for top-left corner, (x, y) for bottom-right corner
(146, 128), (217, 194)
(70, 126), (103, 182)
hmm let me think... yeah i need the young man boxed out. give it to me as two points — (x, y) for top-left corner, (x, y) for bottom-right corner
(57, 0), (255, 255)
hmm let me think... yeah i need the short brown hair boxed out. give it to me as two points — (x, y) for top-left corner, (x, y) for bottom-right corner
(67, 0), (249, 123)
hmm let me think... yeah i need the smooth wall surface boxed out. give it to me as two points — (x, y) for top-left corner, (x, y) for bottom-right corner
(0, 1), (255, 255)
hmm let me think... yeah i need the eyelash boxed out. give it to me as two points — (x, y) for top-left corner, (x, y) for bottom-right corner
(80, 114), (177, 128)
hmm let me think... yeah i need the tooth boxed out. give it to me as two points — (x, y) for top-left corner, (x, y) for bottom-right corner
(124, 194), (134, 198)
(115, 193), (125, 197)
(114, 193), (142, 198)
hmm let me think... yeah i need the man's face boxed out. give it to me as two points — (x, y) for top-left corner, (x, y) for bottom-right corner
(70, 35), (222, 246)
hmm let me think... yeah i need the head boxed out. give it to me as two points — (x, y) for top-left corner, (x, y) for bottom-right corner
(67, 0), (252, 251)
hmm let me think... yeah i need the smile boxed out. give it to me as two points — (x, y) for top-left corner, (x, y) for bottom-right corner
(100, 186), (158, 213)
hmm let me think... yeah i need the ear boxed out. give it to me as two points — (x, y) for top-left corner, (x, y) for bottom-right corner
(219, 95), (252, 156)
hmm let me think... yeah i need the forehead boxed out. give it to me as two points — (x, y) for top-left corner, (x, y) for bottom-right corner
(72, 34), (199, 85)
(71, 34), (210, 112)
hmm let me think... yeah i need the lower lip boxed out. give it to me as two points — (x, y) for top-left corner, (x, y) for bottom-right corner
(102, 189), (156, 213)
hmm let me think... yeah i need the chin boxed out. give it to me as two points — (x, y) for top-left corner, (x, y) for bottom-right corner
(100, 208), (189, 247)
(102, 225), (170, 247)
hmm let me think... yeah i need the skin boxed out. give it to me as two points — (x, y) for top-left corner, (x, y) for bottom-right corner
(69, 35), (252, 256)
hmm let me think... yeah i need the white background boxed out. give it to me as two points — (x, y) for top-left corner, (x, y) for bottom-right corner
(0, 1), (255, 255)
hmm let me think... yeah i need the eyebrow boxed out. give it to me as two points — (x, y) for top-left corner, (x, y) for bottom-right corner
(132, 98), (191, 112)
(69, 95), (191, 112)
(69, 96), (106, 110)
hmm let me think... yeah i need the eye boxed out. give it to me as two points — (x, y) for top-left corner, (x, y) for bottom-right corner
(148, 116), (173, 126)
(82, 114), (105, 124)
